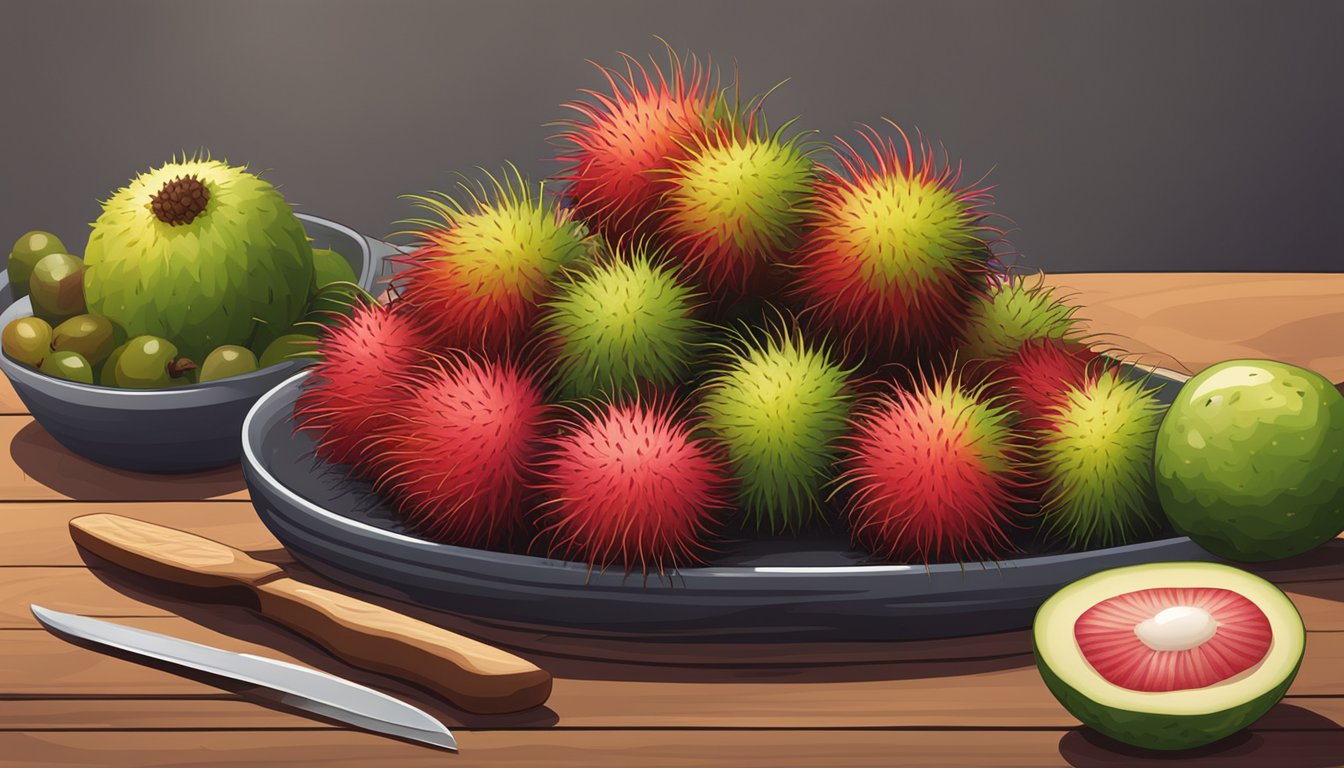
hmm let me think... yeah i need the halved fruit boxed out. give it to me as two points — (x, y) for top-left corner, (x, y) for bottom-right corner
(1033, 562), (1304, 750)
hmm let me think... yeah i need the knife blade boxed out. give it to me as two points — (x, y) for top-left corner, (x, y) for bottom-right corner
(30, 605), (457, 752)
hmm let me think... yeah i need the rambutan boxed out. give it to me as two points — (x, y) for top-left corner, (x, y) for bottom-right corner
(659, 102), (816, 299)
(540, 245), (704, 401)
(532, 399), (734, 574)
(393, 165), (592, 357)
(789, 121), (997, 358)
(553, 45), (717, 245)
(294, 302), (436, 469)
(1035, 371), (1167, 549)
(986, 338), (1102, 433)
(959, 272), (1082, 364)
(365, 354), (549, 549)
(837, 377), (1029, 564)
(698, 324), (854, 532)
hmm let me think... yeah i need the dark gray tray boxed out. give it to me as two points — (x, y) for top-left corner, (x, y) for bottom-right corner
(243, 365), (1214, 643)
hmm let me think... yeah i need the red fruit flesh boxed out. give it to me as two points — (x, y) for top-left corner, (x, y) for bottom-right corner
(294, 303), (436, 469)
(1075, 587), (1273, 693)
(367, 356), (548, 549)
(989, 338), (1101, 433)
(554, 52), (713, 245)
(791, 126), (995, 357)
(534, 401), (732, 573)
(842, 384), (1027, 564)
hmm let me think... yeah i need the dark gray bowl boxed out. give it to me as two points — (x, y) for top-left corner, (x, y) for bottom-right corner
(243, 366), (1215, 643)
(0, 214), (392, 473)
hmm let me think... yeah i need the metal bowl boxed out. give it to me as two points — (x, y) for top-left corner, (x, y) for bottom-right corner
(0, 214), (391, 473)
(242, 365), (1214, 643)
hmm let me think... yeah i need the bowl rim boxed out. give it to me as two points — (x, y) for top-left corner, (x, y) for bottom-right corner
(0, 213), (374, 402)
(244, 366), (1199, 584)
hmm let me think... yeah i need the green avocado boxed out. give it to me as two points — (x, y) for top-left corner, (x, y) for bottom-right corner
(1154, 359), (1344, 561)
(1034, 562), (1303, 750)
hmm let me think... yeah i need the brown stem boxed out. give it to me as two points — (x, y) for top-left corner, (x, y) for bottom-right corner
(167, 358), (198, 378)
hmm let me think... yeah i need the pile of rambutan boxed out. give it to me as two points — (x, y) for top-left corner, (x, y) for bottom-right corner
(294, 45), (1169, 575)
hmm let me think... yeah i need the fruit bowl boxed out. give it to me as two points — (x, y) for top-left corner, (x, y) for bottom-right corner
(243, 364), (1216, 643)
(0, 214), (390, 473)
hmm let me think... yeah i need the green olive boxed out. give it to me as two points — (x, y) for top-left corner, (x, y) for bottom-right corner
(198, 345), (259, 383)
(2, 316), (53, 368)
(258, 333), (318, 369)
(7, 230), (67, 300)
(39, 350), (94, 384)
(29, 252), (86, 324)
(51, 314), (116, 365)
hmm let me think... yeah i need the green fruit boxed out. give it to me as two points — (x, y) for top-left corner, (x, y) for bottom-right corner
(699, 327), (853, 531)
(29, 252), (86, 325)
(98, 342), (127, 387)
(1155, 359), (1344, 561)
(542, 250), (703, 400)
(83, 157), (315, 362)
(1037, 370), (1167, 548)
(198, 345), (259, 382)
(39, 350), (94, 384)
(301, 283), (370, 331)
(7, 230), (67, 299)
(51, 314), (116, 365)
(311, 247), (358, 288)
(960, 274), (1080, 362)
(113, 335), (196, 389)
(1034, 562), (1303, 750)
(2, 316), (53, 367)
(258, 333), (317, 369)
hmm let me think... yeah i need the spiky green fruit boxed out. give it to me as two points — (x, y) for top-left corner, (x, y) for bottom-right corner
(1036, 371), (1167, 548)
(960, 274), (1081, 363)
(699, 327), (853, 531)
(396, 166), (593, 356)
(84, 158), (315, 363)
(661, 111), (814, 297)
(542, 249), (703, 400)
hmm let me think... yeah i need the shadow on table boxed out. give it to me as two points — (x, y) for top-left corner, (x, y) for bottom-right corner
(1058, 704), (1344, 768)
(9, 420), (246, 500)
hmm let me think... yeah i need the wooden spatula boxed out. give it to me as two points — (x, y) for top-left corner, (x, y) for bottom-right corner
(68, 513), (551, 715)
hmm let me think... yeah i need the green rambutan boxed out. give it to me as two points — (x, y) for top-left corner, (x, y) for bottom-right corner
(959, 272), (1083, 364)
(659, 99), (816, 298)
(1035, 370), (1167, 549)
(698, 323), (854, 531)
(393, 165), (593, 357)
(540, 245), (704, 401)
(789, 122), (998, 358)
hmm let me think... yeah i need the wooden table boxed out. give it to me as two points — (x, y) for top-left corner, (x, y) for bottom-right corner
(4, 273), (1344, 767)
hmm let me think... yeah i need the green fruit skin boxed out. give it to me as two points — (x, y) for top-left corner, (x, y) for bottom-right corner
(258, 334), (317, 369)
(29, 253), (86, 325)
(8, 230), (67, 300)
(113, 336), (188, 389)
(2, 317), (53, 367)
(1033, 634), (1300, 750)
(39, 350), (94, 385)
(84, 159), (315, 363)
(311, 247), (358, 288)
(1155, 360), (1344, 561)
(51, 314), (116, 366)
(199, 345), (259, 382)
(98, 343), (127, 387)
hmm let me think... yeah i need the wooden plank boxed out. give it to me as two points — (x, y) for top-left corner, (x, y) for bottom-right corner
(4, 616), (1344, 729)
(6, 725), (1344, 768)
(0, 503), (276, 567)
(1043, 272), (1344, 383)
(0, 418), (247, 502)
(0, 376), (27, 416)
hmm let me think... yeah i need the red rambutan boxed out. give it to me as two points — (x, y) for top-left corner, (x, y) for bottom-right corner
(294, 302), (436, 469)
(532, 399), (734, 574)
(838, 377), (1029, 564)
(365, 354), (550, 549)
(790, 121), (998, 358)
(553, 45), (717, 245)
(986, 338), (1103, 433)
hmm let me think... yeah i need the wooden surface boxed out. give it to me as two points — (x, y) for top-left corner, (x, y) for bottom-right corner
(4, 272), (1344, 768)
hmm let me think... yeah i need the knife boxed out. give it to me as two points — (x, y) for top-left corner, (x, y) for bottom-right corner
(67, 513), (551, 714)
(31, 605), (458, 751)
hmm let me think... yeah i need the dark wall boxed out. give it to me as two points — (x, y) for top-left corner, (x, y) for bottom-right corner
(3, 0), (1340, 272)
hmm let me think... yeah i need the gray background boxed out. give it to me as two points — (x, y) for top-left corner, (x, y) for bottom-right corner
(2, 0), (1340, 272)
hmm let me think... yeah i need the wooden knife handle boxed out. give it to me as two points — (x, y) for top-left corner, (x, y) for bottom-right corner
(256, 579), (551, 714)
(69, 514), (552, 714)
